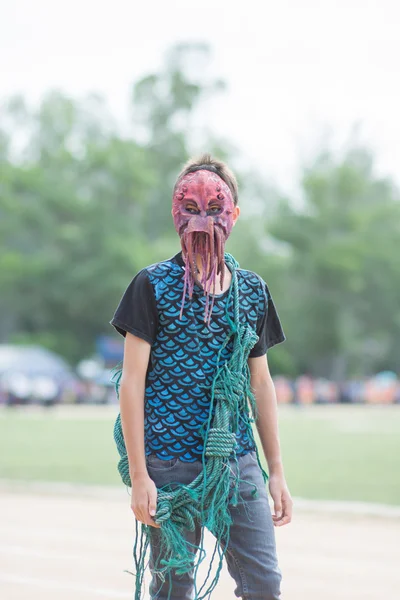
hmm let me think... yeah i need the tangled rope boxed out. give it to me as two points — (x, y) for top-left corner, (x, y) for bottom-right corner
(112, 253), (269, 600)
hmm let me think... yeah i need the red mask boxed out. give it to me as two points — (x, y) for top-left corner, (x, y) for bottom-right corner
(172, 169), (235, 323)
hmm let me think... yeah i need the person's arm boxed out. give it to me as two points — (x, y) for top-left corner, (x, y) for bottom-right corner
(119, 332), (160, 528)
(248, 353), (293, 527)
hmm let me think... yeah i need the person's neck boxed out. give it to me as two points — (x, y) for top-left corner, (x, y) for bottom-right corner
(194, 254), (207, 280)
(193, 253), (231, 294)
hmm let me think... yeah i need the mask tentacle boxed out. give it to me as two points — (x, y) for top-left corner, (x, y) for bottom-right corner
(215, 227), (225, 290)
(186, 232), (198, 285)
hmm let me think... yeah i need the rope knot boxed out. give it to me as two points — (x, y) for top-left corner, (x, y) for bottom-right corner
(156, 498), (173, 523)
(205, 428), (237, 458)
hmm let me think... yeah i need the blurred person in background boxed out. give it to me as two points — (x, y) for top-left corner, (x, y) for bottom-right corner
(110, 154), (292, 600)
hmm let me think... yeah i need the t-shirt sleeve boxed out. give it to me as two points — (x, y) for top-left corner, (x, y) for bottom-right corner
(109, 268), (158, 345)
(248, 278), (286, 358)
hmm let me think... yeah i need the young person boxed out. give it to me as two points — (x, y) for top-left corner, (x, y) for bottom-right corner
(110, 154), (293, 600)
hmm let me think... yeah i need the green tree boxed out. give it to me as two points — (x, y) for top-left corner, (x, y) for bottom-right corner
(0, 43), (237, 363)
(269, 146), (400, 378)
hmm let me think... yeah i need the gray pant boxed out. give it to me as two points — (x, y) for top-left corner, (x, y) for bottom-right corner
(145, 450), (282, 600)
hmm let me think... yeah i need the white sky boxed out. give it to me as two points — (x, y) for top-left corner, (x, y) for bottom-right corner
(1, 0), (399, 192)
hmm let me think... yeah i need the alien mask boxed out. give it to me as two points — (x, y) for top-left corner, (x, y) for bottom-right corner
(172, 169), (236, 323)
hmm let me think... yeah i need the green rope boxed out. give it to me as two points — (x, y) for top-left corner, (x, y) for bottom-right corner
(111, 253), (269, 600)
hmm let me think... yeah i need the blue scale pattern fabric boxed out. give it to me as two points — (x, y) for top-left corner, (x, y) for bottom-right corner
(110, 251), (285, 462)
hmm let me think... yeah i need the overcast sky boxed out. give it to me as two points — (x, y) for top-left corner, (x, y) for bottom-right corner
(1, 0), (399, 192)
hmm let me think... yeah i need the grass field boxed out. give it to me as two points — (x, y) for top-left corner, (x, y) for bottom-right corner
(1, 404), (399, 505)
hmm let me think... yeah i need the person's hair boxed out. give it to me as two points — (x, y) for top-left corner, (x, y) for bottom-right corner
(173, 153), (239, 206)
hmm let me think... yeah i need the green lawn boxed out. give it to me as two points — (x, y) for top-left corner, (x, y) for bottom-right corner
(271, 404), (400, 506)
(1, 404), (399, 505)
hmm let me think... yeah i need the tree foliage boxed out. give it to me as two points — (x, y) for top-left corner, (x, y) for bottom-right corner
(1, 44), (399, 378)
(268, 148), (400, 377)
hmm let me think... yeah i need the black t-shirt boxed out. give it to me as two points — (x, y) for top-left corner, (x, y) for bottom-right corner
(110, 251), (286, 462)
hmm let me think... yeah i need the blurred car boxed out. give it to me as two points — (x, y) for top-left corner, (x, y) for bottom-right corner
(0, 344), (78, 406)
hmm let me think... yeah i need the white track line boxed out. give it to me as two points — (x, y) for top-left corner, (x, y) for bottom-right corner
(0, 574), (133, 598)
(0, 479), (127, 500)
(0, 524), (127, 544)
(292, 497), (400, 518)
(0, 544), (124, 565)
(1, 479), (399, 518)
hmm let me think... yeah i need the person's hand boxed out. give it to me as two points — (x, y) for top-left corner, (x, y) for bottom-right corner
(268, 472), (293, 527)
(130, 472), (160, 528)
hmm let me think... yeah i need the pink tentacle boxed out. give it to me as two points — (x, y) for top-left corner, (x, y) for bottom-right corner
(179, 223), (227, 324)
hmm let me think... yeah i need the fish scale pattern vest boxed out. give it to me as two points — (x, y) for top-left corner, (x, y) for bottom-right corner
(138, 251), (264, 461)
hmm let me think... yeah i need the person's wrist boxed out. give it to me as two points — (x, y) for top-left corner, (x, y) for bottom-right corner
(267, 459), (284, 476)
(130, 469), (149, 481)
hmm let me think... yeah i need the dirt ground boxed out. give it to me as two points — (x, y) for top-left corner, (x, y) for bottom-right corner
(0, 485), (399, 600)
